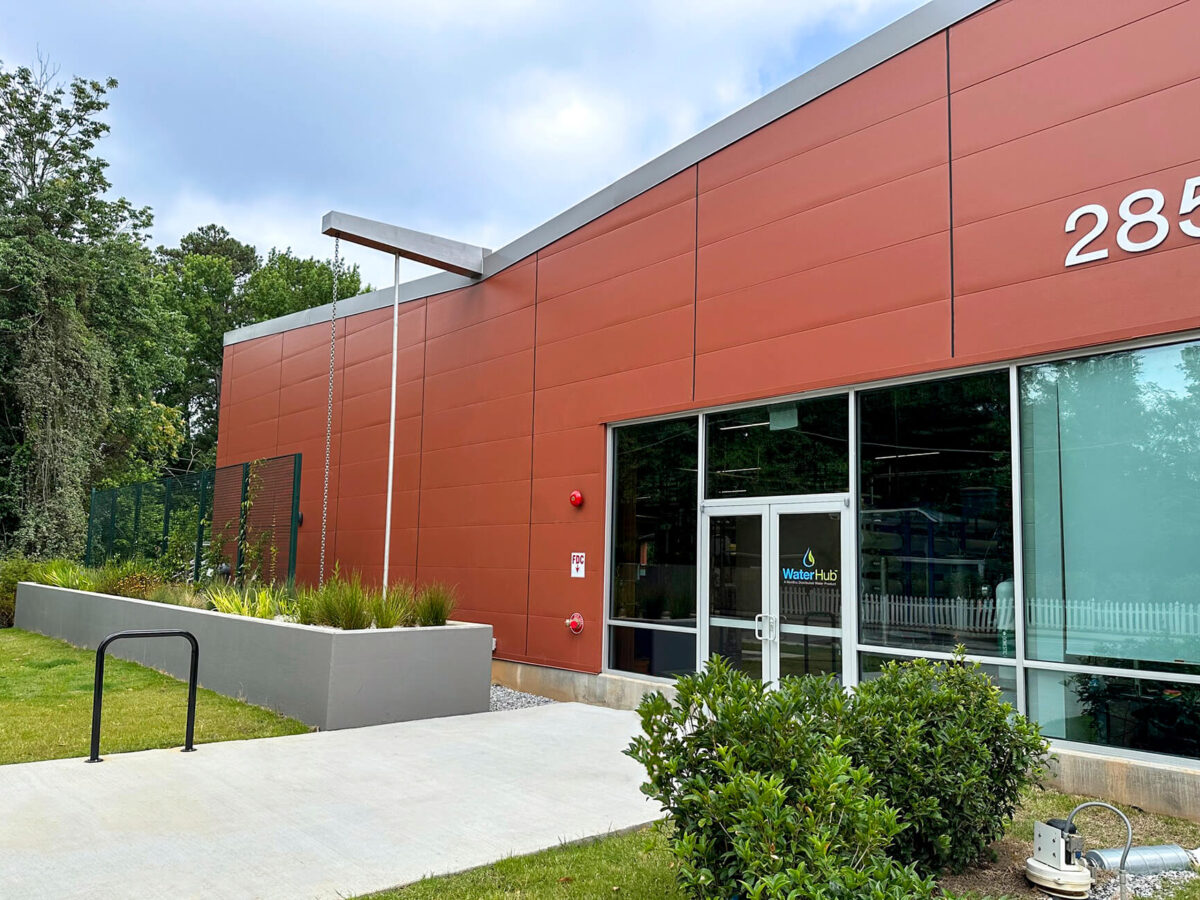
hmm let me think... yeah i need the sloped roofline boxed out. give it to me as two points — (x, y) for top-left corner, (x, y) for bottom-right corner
(225, 0), (994, 346)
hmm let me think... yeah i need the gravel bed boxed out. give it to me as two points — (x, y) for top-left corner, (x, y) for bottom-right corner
(489, 684), (555, 712)
(1089, 868), (1199, 899)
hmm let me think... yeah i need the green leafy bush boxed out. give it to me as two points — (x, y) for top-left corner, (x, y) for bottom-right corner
(0, 553), (38, 627)
(31, 558), (96, 591)
(414, 582), (456, 627)
(846, 653), (1048, 874)
(372, 580), (416, 629)
(627, 658), (938, 899)
(92, 559), (164, 600)
(146, 582), (206, 608)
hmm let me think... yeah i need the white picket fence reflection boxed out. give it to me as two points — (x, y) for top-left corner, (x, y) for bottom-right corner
(860, 593), (1010, 635)
(858, 593), (1200, 642)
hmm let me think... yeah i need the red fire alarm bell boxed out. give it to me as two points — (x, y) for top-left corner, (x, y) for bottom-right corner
(565, 613), (585, 634)
(569, 490), (584, 508)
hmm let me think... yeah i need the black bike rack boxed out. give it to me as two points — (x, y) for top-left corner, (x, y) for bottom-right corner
(87, 629), (199, 763)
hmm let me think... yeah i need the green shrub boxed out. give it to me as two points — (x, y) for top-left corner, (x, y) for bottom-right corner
(627, 658), (937, 899)
(296, 569), (373, 630)
(204, 581), (292, 619)
(372, 580), (416, 628)
(147, 582), (206, 608)
(92, 559), (164, 600)
(0, 553), (37, 627)
(31, 558), (96, 591)
(414, 582), (456, 627)
(846, 653), (1048, 875)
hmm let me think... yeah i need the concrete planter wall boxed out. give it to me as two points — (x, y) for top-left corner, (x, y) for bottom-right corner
(14, 582), (492, 730)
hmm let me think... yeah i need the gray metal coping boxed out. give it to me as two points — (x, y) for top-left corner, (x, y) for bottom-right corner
(225, 0), (995, 347)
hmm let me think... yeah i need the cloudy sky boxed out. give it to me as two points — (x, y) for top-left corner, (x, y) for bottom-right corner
(3, 0), (925, 289)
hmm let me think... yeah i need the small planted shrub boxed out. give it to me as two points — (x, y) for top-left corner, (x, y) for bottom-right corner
(32, 558), (96, 591)
(845, 652), (1048, 874)
(92, 559), (164, 600)
(0, 553), (37, 627)
(147, 582), (206, 609)
(414, 582), (456, 627)
(627, 658), (938, 899)
(371, 580), (416, 629)
(298, 569), (373, 630)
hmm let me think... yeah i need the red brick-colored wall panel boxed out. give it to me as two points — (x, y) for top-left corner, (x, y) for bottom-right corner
(949, 0), (1181, 92)
(418, 565), (529, 615)
(535, 253), (693, 347)
(534, 358), (694, 434)
(416, 260), (536, 648)
(699, 99), (948, 247)
(420, 438), (532, 491)
(954, 78), (1200, 229)
(423, 352), (535, 412)
(335, 527), (385, 570)
(698, 165), (949, 302)
(955, 160), (1200, 299)
(536, 197), (695, 302)
(696, 300), (952, 407)
(424, 309), (534, 377)
(525, 173), (699, 668)
(230, 332), (284, 379)
(539, 169), (696, 260)
(535, 305), (694, 391)
(955, 245), (1200, 362)
(525, 613), (601, 671)
(530, 473), (605, 526)
(418, 524), (530, 570)
(425, 258), (535, 338)
(531, 426), (606, 479)
(699, 35), (948, 193)
(695, 233), (947, 356)
(950, 0), (1200, 362)
(952, 3), (1200, 159)
(527, 522), (604, 574)
(421, 393), (534, 453)
(419, 481), (531, 529)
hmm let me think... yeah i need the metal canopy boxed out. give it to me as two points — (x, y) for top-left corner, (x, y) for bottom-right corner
(321, 210), (490, 279)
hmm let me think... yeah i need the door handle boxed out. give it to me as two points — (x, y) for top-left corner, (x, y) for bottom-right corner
(753, 613), (765, 641)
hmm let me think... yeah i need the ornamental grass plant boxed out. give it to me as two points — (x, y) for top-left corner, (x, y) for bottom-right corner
(16, 557), (459, 633)
(414, 582), (456, 627)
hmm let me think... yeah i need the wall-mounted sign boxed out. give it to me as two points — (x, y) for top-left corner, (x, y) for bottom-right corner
(1065, 176), (1200, 267)
(570, 552), (586, 578)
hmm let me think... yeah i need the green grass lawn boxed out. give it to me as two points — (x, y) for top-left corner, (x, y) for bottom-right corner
(362, 827), (684, 900)
(361, 790), (1200, 900)
(0, 628), (309, 764)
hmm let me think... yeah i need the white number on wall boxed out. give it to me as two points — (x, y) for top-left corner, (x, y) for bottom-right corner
(1115, 189), (1169, 253)
(1181, 177), (1200, 239)
(1065, 204), (1109, 267)
(1064, 177), (1200, 267)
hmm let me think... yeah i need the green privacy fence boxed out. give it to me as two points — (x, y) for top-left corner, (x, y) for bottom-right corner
(85, 454), (302, 583)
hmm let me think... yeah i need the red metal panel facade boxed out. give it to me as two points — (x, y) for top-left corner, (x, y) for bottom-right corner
(217, 0), (1200, 673)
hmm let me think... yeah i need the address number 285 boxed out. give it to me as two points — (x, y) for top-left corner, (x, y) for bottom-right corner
(1065, 176), (1200, 267)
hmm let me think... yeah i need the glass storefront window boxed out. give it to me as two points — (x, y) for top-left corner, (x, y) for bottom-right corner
(1027, 669), (1200, 758)
(608, 625), (696, 678)
(611, 418), (698, 625)
(859, 652), (1017, 706)
(1020, 341), (1200, 675)
(705, 397), (848, 498)
(858, 372), (1014, 656)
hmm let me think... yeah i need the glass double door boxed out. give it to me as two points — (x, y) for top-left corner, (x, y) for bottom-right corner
(703, 500), (849, 684)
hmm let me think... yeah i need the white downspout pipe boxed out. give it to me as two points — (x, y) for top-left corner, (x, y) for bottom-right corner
(381, 254), (400, 597)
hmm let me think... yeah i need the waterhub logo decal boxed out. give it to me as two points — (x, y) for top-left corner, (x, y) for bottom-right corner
(782, 547), (838, 584)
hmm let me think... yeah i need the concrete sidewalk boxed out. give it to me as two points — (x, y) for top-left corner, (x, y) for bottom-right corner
(0, 703), (657, 899)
